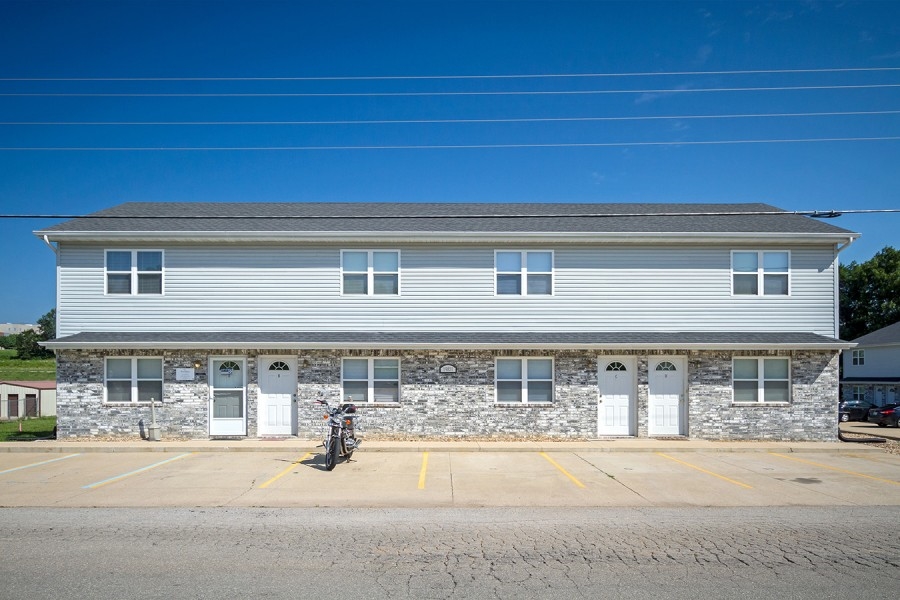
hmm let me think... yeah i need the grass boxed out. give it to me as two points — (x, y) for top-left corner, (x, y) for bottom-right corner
(0, 349), (56, 381)
(0, 416), (57, 441)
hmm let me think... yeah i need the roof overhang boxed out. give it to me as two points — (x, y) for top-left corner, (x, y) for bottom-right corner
(42, 331), (854, 351)
(35, 230), (857, 246)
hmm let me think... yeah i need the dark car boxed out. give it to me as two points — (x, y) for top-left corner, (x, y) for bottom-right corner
(868, 404), (900, 427)
(839, 400), (874, 422)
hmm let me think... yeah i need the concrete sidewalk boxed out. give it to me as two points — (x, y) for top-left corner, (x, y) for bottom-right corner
(0, 435), (886, 453)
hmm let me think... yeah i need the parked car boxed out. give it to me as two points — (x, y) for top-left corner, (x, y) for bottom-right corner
(868, 404), (900, 427)
(839, 400), (874, 422)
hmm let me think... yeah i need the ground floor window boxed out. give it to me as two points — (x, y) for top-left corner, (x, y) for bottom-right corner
(852, 385), (866, 402)
(342, 358), (400, 403)
(732, 357), (790, 403)
(496, 358), (554, 403)
(105, 357), (163, 403)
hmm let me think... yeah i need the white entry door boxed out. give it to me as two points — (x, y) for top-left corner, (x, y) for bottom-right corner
(209, 358), (247, 436)
(598, 357), (635, 436)
(648, 357), (685, 436)
(258, 357), (297, 436)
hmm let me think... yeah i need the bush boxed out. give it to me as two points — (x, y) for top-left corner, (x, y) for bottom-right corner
(15, 330), (52, 360)
(0, 334), (18, 350)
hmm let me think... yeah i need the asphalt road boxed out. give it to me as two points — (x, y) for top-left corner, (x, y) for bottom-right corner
(2, 506), (898, 599)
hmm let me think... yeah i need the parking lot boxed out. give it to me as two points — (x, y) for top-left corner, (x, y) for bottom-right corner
(2, 444), (900, 508)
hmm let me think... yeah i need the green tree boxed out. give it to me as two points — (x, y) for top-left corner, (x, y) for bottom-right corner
(0, 333), (18, 350)
(14, 330), (45, 359)
(840, 246), (900, 340)
(37, 308), (56, 341)
(13, 309), (56, 360)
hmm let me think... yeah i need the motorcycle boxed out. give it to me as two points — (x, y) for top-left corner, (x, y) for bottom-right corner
(317, 399), (361, 471)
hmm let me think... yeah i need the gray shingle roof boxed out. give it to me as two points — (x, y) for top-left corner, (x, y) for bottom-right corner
(851, 320), (900, 345)
(36, 202), (856, 236)
(42, 331), (851, 349)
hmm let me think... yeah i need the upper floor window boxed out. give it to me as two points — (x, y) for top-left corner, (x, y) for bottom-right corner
(733, 357), (790, 403)
(106, 250), (163, 295)
(851, 350), (865, 366)
(105, 357), (163, 403)
(496, 358), (554, 403)
(496, 251), (553, 295)
(732, 251), (789, 296)
(342, 250), (399, 295)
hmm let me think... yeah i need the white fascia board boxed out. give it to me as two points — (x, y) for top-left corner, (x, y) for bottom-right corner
(36, 230), (858, 245)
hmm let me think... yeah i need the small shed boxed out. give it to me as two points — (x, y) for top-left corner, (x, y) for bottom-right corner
(0, 381), (56, 419)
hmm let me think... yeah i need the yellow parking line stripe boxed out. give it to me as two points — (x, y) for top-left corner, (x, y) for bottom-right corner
(540, 452), (586, 488)
(0, 454), (80, 476)
(418, 452), (429, 489)
(83, 453), (192, 489)
(259, 452), (312, 489)
(656, 452), (753, 489)
(770, 452), (900, 486)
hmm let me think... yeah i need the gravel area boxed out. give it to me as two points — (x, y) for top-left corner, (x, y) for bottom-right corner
(840, 431), (900, 454)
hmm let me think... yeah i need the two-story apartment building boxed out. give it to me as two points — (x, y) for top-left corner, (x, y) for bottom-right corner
(841, 320), (900, 407)
(37, 202), (857, 441)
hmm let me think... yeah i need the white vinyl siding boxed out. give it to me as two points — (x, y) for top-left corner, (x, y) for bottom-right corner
(57, 244), (838, 337)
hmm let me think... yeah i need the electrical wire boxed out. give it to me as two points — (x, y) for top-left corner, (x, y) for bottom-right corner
(3, 66), (900, 81)
(3, 136), (900, 151)
(3, 83), (900, 97)
(2, 109), (898, 126)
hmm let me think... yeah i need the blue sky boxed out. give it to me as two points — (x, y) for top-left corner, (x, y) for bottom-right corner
(1, 0), (898, 323)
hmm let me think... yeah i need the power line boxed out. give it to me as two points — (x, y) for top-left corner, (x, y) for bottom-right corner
(3, 109), (898, 126)
(3, 66), (900, 81)
(3, 84), (900, 97)
(3, 136), (900, 151)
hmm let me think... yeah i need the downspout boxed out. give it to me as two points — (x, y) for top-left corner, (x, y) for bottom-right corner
(41, 235), (58, 256)
(833, 235), (857, 340)
(41, 235), (61, 345)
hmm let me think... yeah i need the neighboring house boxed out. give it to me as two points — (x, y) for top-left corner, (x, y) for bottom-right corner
(36, 202), (857, 441)
(0, 381), (56, 419)
(840, 320), (900, 407)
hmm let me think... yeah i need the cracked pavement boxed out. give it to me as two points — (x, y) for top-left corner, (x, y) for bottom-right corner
(2, 506), (899, 599)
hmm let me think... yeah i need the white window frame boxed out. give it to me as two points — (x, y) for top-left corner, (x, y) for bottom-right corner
(105, 249), (165, 296)
(494, 250), (554, 296)
(732, 357), (791, 404)
(731, 250), (790, 297)
(104, 357), (164, 404)
(340, 250), (400, 296)
(851, 350), (865, 366)
(495, 357), (555, 404)
(341, 357), (401, 404)
(852, 385), (866, 402)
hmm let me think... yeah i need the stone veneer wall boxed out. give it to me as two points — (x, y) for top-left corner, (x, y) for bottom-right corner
(54, 348), (839, 441)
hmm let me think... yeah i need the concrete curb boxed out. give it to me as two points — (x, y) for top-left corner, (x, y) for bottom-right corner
(0, 439), (883, 453)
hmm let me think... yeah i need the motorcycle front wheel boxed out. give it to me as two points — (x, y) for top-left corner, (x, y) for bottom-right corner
(325, 433), (339, 471)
